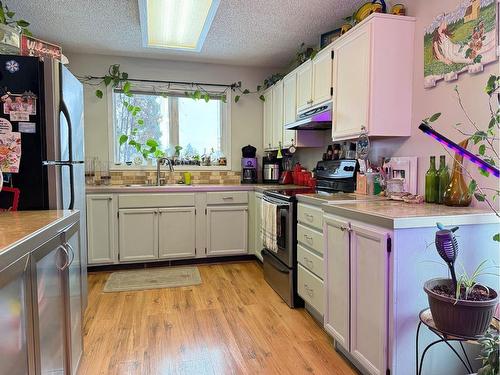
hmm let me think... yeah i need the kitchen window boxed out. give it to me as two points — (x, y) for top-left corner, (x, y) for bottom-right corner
(110, 88), (230, 168)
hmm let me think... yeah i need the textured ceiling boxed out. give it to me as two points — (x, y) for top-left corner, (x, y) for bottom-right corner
(12, 0), (367, 68)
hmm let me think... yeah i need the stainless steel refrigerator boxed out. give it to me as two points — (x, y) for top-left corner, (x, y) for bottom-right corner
(0, 55), (87, 372)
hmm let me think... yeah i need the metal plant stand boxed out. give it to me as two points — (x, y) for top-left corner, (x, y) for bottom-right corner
(415, 308), (499, 375)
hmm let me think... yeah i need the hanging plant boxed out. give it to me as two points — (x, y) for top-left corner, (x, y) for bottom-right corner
(0, 1), (32, 36)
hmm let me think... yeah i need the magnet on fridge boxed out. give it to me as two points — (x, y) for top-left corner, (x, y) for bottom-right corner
(5, 60), (19, 74)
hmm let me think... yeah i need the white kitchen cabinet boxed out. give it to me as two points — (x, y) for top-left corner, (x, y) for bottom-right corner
(332, 24), (370, 140)
(271, 81), (283, 148)
(349, 222), (389, 375)
(312, 45), (334, 106)
(263, 88), (273, 150)
(158, 208), (196, 259)
(332, 14), (415, 141)
(324, 214), (390, 375)
(324, 216), (351, 351)
(282, 72), (297, 147)
(296, 60), (313, 113)
(254, 192), (263, 261)
(206, 206), (248, 256)
(86, 194), (117, 264)
(118, 208), (158, 262)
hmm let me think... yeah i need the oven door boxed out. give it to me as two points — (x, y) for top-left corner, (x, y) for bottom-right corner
(262, 195), (293, 267)
(262, 249), (296, 307)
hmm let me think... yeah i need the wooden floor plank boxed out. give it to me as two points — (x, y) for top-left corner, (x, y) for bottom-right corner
(78, 261), (356, 375)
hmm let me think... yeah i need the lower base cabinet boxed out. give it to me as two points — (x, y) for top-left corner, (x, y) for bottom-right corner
(0, 218), (83, 375)
(119, 209), (158, 262)
(159, 208), (196, 259)
(324, 215), (390, 375)
(206, 206), (248, 256)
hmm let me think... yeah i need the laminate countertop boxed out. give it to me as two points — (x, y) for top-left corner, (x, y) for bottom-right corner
(322, 200), (498, 229)
(296, 192), (385, 206)
(0, 210), (79, 268)
(86, 184), (304, 194)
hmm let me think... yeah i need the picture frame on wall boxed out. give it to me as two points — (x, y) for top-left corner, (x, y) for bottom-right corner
(423, 0), (498, 89)
(320, 28), (342, 49)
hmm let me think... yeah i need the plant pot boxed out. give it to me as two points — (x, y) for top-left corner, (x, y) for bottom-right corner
(0, 24), (21, 54)
(424, 278), (498, 337)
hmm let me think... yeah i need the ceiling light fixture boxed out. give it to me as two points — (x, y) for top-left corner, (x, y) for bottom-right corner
(138, 0), (220, 51)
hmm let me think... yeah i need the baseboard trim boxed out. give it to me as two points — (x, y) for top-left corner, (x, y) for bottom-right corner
(88, 254), (258, 272)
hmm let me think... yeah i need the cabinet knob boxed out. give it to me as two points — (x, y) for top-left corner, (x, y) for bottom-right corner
(339, 226), (352, 233)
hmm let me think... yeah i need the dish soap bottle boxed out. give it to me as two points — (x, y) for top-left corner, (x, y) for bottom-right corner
(436, 155), (449, 204)
(425, 156), (438, 203)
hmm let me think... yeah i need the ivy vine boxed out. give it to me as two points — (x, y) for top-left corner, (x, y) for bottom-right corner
(0, 1), (32, 36)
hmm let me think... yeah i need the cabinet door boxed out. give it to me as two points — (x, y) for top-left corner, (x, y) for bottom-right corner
(312, 46), (333, 105)
(350, 223), (389, 375)
(254, 193), (264, 261)
(206, 206), (248, 256)
(158, 208), (196, 259)
(119, 209), (158, 262)
(282, 73), (297, 147)
(0, 254), (33, 375)
(296, 60), (313, 113)
(272, 81), (283, 148)
(86, 194), (117, 264)
(263, 89), (273, 150)
(323, 216), (350, 350)
(64, 223), (83, 375)
(332, 24), (371, 140)
(31, 234), (69, 375)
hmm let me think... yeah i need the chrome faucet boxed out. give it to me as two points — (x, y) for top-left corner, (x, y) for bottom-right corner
(156, 157), (174, 186)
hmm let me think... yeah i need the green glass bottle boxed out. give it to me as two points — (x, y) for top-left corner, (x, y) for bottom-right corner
(425, 156), (438, 203)
(437, 155), (450, 204)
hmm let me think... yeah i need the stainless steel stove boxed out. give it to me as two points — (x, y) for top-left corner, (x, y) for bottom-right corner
(262, 160), (358, 308)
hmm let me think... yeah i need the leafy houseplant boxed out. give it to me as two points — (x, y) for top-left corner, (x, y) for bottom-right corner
(477, 331), (499, 375)
(423, 224), (498, 337)
(423, 75), (500, 242)
(0, 1), (31, 54)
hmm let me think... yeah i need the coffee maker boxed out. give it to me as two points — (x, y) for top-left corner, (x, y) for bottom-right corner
(241, 145), (258, 184)
(262, 154), (281, 184)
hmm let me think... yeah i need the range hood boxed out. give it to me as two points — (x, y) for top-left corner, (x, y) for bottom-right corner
(285, 102), (332, 130)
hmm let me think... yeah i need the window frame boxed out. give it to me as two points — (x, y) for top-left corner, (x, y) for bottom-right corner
(107, 84), (232, 171)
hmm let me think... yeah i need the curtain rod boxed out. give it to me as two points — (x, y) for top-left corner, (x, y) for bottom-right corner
(83, 75), (236, 88)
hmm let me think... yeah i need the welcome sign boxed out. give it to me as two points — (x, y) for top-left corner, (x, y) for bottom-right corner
(20, 35), (62, 61)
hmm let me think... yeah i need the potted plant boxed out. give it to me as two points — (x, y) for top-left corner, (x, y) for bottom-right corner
(0, 2), (31, 54)
(477, 331), (499, 375)
(424, 223), (498, 337)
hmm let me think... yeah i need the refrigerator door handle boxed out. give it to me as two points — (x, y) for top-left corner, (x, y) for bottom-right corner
(42, 162), (75, 210)
(60, 94), (73, 163)
(42, 160), (84, 166)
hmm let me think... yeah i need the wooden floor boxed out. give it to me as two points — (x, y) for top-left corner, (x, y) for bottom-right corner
(78, 261), (356, 375)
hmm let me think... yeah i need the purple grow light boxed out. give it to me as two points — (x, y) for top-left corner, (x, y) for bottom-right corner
(419, 123), (499, 178)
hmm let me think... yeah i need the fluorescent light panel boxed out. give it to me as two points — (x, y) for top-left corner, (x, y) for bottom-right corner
(139, 0), (220, 51)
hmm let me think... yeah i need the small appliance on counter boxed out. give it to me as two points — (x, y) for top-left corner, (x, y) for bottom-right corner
(262, 152), (281, 184)
(241, 145), (258, 184)
(279, 156), (293, 184)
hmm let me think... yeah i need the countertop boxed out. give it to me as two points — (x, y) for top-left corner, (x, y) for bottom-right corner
(0, 210), (79, 268)
(86, 184), (304, 194)
(296, 192), (385, 206)
(322, 200), (498, 229)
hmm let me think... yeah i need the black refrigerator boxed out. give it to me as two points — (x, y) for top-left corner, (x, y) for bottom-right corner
(0, 55), (87, 307)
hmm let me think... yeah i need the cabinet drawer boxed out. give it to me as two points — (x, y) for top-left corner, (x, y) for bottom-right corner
(206, 191), (248, 205)
(297, 224), (324, 255)
(297, 244), (324, 279)
(297, 204), (323, 231)
(118, 193), (195, 208)
(298, 264), (324, 314)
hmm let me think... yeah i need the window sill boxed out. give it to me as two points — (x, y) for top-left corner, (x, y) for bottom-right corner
(110, 165), (234, 172)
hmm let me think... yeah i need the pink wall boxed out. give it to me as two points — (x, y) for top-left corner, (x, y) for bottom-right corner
(375, 0), (499, 203)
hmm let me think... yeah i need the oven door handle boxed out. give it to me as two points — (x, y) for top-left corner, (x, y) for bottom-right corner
(262, 250), (290, 274)
(263, 196), (291, 206)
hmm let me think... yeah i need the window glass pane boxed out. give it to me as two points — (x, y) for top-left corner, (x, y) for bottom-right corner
(114, 92), (169, 164)
(113, 91), (225, 166)
(178, 97), (222, 157)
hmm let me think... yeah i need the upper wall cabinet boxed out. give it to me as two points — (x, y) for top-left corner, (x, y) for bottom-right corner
(332, 14), (415, 141)
(296, 45), (334, 114)
(263, 88), (273, 150)
(272, 81), (284, 148)
(282, 72), (297, 148)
